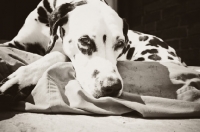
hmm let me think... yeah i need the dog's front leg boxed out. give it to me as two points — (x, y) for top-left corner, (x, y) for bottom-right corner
(0, 51), (67, 101)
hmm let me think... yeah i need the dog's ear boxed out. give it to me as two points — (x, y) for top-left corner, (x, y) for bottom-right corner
(122, 19), (129, 44)
(46, 1), (87, 54)
(117, 19), (129, 59)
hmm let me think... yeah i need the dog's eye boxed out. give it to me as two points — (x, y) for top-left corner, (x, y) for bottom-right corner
(79, 36), (91, 46)
(114, 40), (125, 51)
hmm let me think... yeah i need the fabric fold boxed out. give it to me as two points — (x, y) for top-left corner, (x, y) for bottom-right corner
(9, 62), (200, 118)
(1, 47), (200, 118)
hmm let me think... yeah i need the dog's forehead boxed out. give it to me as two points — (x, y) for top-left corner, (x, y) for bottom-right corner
(65, 2), (123, 37)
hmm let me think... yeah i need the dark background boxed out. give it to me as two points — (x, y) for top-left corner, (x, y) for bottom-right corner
(118, 0), (200, 66)
(0, 0), (41, 40)
(0, 0), (200, 66)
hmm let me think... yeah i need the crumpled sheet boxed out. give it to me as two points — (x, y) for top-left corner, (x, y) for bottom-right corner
(0, 46), (200, 118)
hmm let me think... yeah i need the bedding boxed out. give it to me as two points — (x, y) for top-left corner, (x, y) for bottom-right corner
(0, 46), (200, 118)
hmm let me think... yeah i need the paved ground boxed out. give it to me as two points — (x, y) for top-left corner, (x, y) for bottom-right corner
(0, 110), (200, 132)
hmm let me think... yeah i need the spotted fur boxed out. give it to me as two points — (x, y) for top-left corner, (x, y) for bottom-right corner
(0, 0), (186, 100)
(118, 30), (185, 66)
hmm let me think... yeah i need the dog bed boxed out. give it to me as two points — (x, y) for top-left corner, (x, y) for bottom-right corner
(0, 45), (200, 118)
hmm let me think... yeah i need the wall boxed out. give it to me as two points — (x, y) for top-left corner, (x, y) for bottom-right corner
(0, 0), (117, 40)
(0, 0), (41, 40)
(118, 0), (200, 66)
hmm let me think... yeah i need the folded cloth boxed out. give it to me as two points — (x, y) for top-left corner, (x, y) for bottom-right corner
(0, 46), (41, 81)
(0, 46), (200, 118)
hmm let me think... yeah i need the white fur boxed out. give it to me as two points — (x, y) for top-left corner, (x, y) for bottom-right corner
(0, 0), (125, 98)
(62, 2), (124, 96)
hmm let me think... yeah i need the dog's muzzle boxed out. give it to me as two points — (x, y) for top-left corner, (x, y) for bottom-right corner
(75, 57), (123, 98)
(94, 71), (122, 98)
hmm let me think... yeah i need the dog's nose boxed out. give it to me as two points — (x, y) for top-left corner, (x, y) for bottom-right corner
(101, 78), (122, 97)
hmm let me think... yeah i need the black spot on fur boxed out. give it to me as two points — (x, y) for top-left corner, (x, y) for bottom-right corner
(51, 0), (84, 19)
(123, 19), (129, 43)
(141, 49), (158, 55)
(78, 36), (97, 55)
(69, 40), (72, 43)
(139, 36), (149, 41)
(51, 17), (69, 35)
(48, 1), (87, 52)
(35, 19), (37, 21)
(103, 35), (107, 44)
(168, 56), (174, 60)
(126, 47), (135, 60)
(38, 6), (48, 18)
(114, 40), (126, 51)
(37, 6), (48, 24)
(134, 57), (145, 61)
(60, 27), (65, 39)
(122, 45), (130, 54)
(148, 54), (161, 61)
(38, 16), (48, 24)
(117, 44), (130, 59)
(49, 3), (75, 35)
(43, 0), (53, 13)
(46, 24), (50, 27)
(56, 17), (68, 27)
(78, 45), (95, 56)
(168, 51), (176, 57)
(92, 70), (99, 78)
(129, 41), (132, 44)
(147, 37), (169, 49)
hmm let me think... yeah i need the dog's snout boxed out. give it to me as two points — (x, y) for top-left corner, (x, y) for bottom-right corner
(101, 78), (122, 97)
(81, 57), (123, 98)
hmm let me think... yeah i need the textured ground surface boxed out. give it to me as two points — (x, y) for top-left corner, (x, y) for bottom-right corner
(0, 110), (200, 132)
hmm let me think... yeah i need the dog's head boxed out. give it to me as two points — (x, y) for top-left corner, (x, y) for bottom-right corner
(48, 0), (129, 98)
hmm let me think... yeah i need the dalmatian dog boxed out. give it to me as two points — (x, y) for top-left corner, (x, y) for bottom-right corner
(0, 0), (184, 100)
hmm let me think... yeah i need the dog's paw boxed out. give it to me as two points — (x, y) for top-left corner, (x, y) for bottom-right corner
(0, 66), (36, 102)
(177, 86), (200, 103)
